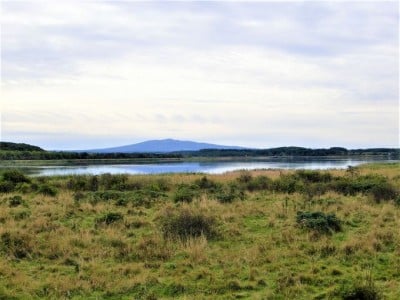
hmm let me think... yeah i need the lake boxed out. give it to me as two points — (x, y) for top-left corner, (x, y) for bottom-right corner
(4, 157), (398, 176)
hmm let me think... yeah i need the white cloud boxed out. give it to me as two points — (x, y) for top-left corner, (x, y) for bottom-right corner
(1, 1), (398, 149)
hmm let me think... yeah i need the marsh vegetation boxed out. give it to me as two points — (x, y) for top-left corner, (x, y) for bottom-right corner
(0, 163), (399, 299)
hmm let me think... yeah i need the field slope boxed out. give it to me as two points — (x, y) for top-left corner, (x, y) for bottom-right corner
(0, 163), (399, 299)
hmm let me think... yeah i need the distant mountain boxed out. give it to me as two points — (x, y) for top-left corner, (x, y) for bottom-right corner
(83, 139), (246, 153)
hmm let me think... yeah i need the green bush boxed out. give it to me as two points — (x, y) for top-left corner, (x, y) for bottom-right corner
(66, 176), (88, 191)
(0, 181), (14, 193)
(296, 211), (342, 234)
(38, 184), (58, 196)
(369, 182), (398, 203)
(2, 170), (30, 184)
(9, 195), (24, 207)
(96, 212), (123, 226)
(215, 183), (245, 203)
(73, 191), (86, 202)
(173, 184), (199, 203)
(246, 175), (272, 191)
(16, 182), (32, 193)
(331, 174), (389, 196)
(194, 176), (220, 191)
(295, 170), (333, 183)
(160, 207), (217, 240)
(301, 183), (329, 200)
(273, 174), (303, 194)
(341, 282), (382, 300)
(99, 173), (128, 190)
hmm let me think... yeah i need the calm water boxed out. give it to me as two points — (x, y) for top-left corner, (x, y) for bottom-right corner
(6, 158), (398, 176)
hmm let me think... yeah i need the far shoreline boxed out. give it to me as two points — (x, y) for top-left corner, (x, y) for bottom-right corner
(0, 154), (398, 167)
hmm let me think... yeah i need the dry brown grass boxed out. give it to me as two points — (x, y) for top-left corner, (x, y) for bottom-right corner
(0, 163), (399, 299)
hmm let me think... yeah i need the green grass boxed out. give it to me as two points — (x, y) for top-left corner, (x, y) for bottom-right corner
(0, 163), (399, 299)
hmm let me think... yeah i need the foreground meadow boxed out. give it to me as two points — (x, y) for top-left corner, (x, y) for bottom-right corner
(0, 163), (399, 299)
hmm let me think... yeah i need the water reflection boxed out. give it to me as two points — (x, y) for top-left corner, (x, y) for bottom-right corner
(5, 158), (397, 176)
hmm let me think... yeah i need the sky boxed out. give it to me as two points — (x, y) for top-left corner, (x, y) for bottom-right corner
(1, 1), (399, 150)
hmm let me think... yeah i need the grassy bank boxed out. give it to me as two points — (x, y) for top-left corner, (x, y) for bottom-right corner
(0, 163), (399, 299)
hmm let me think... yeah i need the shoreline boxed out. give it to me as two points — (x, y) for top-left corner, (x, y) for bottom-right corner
(0, 154), (398, 167)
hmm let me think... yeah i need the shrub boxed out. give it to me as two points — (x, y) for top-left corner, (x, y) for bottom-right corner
(96, 212), (123, 226)
(99, 173), (128, 190)
(16, 182), (31, 193)
(246, 176), (272, 191)
(73, 191), (86, 202)
(38, 184), (58, 196)
(295, 170), (333, 183)
(2, 170), (30, 184)
(173, 185), (198, 203)
(369, 182), (398, 203)
(92, 190), (123, 201)
(195, 176), (219, 191)
(237, 172), (253, 184)
(341, 282), (382, 300)
(160, 207), (217, 240)
(331, 174), (390, 196)
(273, 174), (303, 194)
(302, 183), (329, 200)
(0, 181), (14, 193)
(88, 176), (99, 191)
(296, 211), (341, 234)
(66, 176), (88, 191)
(215, 183), (245, 203)
(0, 231), (33, 259)
(150, 178), (171, 192)
(9, 195), (24, 207)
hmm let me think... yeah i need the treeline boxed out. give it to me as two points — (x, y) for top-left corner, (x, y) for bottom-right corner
(0, 142), (44, 152)
(0, 141), (399, 160)
(0, 151), (183, 160)
(179, 147), (400, 157)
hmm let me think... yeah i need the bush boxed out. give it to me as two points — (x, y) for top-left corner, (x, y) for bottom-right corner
(331, 174), (390, 196)
(237, 172), (253, 184)
(215, 183), (245, 203)
(160, 207), (217, 240)
(369, 182), (398, 203)
(173, 185), (198, 203)
(2, 170), (30, 184)
(9, 195), (23, 207)
(0, 181), (14, 193)
(66, 176), (87, 191)
(99, 173), (128, 190)
(246, 175), (272, 191)
(296, 211), (341, 234)
(16, 182), (31, 193)
(194, 176), (219, 191)
(302, 183), (329, 200)
(96, 212), (123, 226)
(38, 184), (58, 196)
(341, 282), (382, 300)
(0, 231), (33, 259)
(295, 170), (333, 183)
(273, 174), (303, 194)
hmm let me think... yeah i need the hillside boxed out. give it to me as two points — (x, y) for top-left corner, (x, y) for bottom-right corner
(0, 142), (44, 152)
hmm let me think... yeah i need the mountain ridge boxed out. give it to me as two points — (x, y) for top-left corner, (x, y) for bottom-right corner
(82, 139), (247, 153)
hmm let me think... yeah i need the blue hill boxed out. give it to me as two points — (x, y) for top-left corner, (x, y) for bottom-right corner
(84, 139), (245, 153)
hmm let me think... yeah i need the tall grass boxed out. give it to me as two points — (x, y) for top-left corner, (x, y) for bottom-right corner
(0, 163), (399, 299)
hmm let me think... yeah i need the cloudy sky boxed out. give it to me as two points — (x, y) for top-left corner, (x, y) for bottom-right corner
(1, 1), (399, 150)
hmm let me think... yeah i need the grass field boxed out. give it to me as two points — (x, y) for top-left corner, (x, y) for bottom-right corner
(0, 163), (399, 299)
